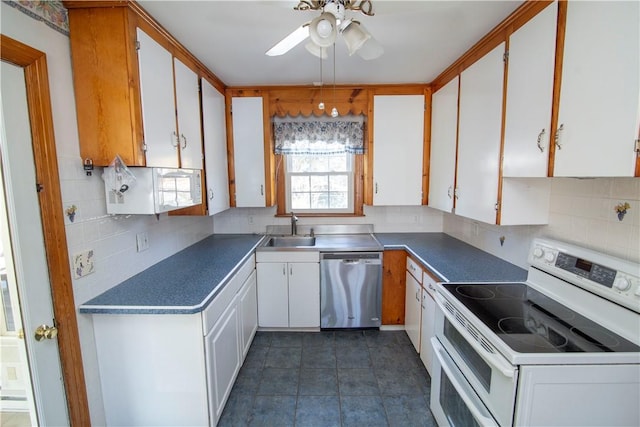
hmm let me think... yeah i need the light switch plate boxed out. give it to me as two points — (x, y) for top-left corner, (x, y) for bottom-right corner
(72, 249), (95, 279)
(136, 232), (149, 252)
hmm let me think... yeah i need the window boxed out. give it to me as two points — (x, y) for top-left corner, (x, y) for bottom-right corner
(286, 153), (354, 213)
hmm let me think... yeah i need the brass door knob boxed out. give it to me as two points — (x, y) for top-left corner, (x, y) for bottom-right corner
(34, 324), (58, 341)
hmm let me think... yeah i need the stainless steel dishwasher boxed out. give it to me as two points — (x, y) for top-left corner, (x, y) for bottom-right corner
(320, 252), (382, 329)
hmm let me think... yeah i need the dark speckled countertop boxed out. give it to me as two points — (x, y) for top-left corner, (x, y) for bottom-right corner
(80, 232), (526, 315)
(375, 233), (527, 283)
(79, 234), (263, 314)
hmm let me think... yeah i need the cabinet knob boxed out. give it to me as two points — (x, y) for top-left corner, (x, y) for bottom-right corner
(208, 189), (214, 200)
(536, 128), (546, 153)
(260, 185), (264, 196)
(180, 134), (187, 149)
(447, 186), (452, 199)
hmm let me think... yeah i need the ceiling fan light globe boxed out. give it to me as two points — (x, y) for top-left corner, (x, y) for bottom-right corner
(355, 36), (384, 60)
(317, 19), (333, 38)
(309, 12), (337, 47)
(341, 21), (371, 56)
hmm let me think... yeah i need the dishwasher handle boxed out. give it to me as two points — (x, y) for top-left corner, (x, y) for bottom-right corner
(321, 252), (382, 265)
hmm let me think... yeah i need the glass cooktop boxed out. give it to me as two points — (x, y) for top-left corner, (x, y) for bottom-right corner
(442, 283), (640, 354)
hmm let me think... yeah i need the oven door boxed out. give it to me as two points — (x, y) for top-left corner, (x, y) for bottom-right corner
(434, 293), (518, 426)
(431, 338), (499, 427)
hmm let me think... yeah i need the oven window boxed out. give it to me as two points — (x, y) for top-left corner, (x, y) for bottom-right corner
(444, 319), (492, 392)
(440, 368), (481, 427)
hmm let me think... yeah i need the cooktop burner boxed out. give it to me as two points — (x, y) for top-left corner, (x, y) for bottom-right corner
(442, 283), (640, 354)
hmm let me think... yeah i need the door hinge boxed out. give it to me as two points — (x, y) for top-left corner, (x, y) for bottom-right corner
(142, 143), (148, 152)
(135, 40), (141, 51)
(36, 183), (44, 192)
(503, 51), (509, 63)
(495, 201), (500, 211)
(635, 138), (640, 156)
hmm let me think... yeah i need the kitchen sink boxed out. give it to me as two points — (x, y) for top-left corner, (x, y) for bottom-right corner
(264, 236), (316, 247)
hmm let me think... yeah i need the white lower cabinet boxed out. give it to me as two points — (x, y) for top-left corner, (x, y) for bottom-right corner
(256, 251), (320, 328)
(419, 272), (437, 376)
(405, 257), (423, 351)
(90, 255), (257, 426)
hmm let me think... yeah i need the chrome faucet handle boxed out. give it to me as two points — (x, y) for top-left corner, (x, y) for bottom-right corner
(291, 212), (299, 235)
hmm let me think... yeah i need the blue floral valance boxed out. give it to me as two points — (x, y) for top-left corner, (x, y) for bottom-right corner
(273, 116), (365, 155)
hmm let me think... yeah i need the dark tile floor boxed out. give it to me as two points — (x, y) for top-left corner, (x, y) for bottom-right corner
(218, 330), (437, 427)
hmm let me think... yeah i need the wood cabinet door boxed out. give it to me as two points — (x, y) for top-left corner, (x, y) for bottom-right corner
(174, 57), (203, 169)
(136, 28), (178, 168)
(503, 2), (557, 177)
(256, 262), (289, 327)
(372, 95), (425, 206)
(231, 96), (266, 207)
(202, 79), (230, 215)
(456, 42), (505, 224)
(404, 271), (422, 352)
(288, 262), (320, 328)
(554, 1), (639, 177)
(428, 77), (459, 212)
(381, 250), (406, 325)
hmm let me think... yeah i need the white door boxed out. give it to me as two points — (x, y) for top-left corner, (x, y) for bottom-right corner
(372, 95), (424, 206)
(256, 262), (288, 327)
(174, 57), (202, 169)
(404, 271), (421, 351)
(0, 62), (69, 425)
(288, 262), (320, 328)
(202, 79), (230, 216)
(137, 28), (178, 168)
(231, 97), (266, 207)
(428, 77), (459, 212)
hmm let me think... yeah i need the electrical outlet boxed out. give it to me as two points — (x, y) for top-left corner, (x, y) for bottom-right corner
(72, 249), (95, 279)
(136, 232), (149, 252)
(248, 215), (254, 224)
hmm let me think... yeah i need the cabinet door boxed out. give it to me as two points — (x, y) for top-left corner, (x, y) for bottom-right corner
(239, 270), (258, 358)
(202, 79), (230, 215)
(372, 95), (425, 206)
(288, 262), (320, 328)
(420, 290), (436, 376)
(554, 1), (639, 177)
(256, 262), (289, 327)
(174, 58), (202, 169)
(205, 301), (241, 423)
(456, 43), (505, 224)
(136, 28), (178, 168)
(503, 2), (557, 177)
(231, 97), (266, 207)
(428, 77), (459, 212)
(404, 271), (421, 351)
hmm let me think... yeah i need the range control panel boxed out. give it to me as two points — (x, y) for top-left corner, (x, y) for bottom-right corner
(529, 238), (640, 313)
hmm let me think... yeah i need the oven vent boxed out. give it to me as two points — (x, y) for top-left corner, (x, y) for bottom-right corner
(443, 299), (495, 354)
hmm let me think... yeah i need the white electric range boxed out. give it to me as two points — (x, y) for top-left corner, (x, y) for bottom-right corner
(431, 238), (640, 427)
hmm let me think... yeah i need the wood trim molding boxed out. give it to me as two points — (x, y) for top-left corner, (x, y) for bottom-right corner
(431, 0), (554, 92)
(0, 34), (91, 426)
(548, 0), (567, 177)
(422, 86), (432, 206)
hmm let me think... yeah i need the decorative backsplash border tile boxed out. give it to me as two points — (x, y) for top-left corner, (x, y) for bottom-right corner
(3, 0), (69, 36)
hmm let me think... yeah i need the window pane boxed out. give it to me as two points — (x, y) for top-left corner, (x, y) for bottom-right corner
(309, 156), (330, 172)
(329, 192), (348, 209)
(310, 175), (329, 191)
(290, 156), (311, 173)
(291, 176), (310, 192)
(311, 193), (328, 209)
(329, 175), (348, 191)
(291, 192), (310, 209)
(328, 155), (348, 172)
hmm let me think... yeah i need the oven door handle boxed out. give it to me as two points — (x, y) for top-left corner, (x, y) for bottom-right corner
(432, 338), (500, 427)
(436, 294), (516, 379)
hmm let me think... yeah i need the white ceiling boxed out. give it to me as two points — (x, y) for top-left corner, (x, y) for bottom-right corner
(138, 0), (524, 87)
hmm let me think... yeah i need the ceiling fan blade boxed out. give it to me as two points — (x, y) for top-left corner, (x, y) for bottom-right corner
(266, 24), (309, 56)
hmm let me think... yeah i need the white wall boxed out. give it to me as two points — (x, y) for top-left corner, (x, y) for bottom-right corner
(444, 177), (640, 268)
(0, 4), (214, 425)
(212, 204), (444, 234)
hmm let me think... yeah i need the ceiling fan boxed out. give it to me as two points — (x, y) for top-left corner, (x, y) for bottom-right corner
(266, 0), (383, 60)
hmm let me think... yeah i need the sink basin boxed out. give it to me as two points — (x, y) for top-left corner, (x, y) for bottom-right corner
(264, 236), (316, 247)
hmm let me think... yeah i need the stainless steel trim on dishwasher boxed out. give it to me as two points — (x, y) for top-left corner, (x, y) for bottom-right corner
(320, 252), (382, 329)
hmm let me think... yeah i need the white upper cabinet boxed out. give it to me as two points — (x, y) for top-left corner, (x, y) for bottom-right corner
(456, 43), (505, 224)
(137, 28), (177, 168)
(503, 1), (558, 177)
(554, 1), (639, 177)
(202, 79), (230, 215)
(174, 58), (202, 169)
(372, 94), (425, 206)
(231, 96), (267, 207)
(428, 76), (459, 213)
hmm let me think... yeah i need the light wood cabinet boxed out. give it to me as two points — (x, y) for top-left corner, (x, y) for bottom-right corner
(381, 250), (406, 325)
(372, 94), (425, 206)
(428, 76), (459, 213)
(503, 2), (557, 178)
(202, 79), (230, 215)
(230, 96), (269, 207)
(553, 1), (640, 177)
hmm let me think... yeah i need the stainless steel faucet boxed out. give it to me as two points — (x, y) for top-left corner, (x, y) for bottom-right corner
(291, 212), (298, 235)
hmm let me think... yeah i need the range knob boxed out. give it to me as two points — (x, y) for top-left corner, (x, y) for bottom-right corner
(613, 277), (631, 292)
(543, 251), (556, 263)
(533, 247), (544, 258)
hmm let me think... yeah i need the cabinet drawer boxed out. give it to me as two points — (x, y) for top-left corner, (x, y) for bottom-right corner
(256, 251), (319, 263)
(422, 270), (438, 298)
(202, 254), (255, 334)
(406, 257), (423, 283)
